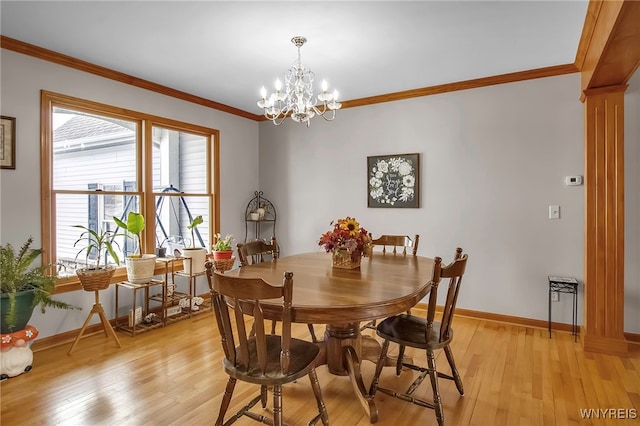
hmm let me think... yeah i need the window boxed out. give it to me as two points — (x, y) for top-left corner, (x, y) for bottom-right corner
(41, 91), (220, 291)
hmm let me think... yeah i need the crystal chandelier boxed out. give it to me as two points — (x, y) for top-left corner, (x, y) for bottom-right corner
(257, 36), (342, 127)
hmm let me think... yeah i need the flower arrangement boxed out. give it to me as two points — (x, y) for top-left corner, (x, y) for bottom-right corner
(212, 233), (234, 252)
(318, 217), (370, 262)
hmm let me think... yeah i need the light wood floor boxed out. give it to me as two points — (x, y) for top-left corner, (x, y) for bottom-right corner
(1, 310), (638, 425)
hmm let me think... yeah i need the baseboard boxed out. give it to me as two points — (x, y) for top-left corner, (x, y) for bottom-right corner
(583, 334), (629, 355)
(32, 299), (640, 352)
(418, 303), (640, 347)
(624, 332), (640, 344)
(32, 291), (213, 353)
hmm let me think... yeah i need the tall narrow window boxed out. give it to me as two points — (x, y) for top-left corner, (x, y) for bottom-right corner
(152, 125), (211, 253)
(41, 91), (220, 290)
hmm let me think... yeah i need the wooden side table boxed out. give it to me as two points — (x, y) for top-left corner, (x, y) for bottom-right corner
(114, 279), (165, 336)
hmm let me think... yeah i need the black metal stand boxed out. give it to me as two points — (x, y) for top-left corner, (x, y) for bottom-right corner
(548, 276), (579, 342)
(244, 191), (277, 246)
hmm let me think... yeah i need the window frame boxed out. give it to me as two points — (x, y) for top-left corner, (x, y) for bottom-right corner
(41, 90), (220, 293)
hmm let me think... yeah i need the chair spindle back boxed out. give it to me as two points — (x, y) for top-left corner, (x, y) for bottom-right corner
(237, 237), (278, 266)
(371, 234), (419, 255)
(209, 267), (293, 375)
(425, 247), (467, 343)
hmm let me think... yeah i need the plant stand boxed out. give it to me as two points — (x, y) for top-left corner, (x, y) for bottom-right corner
(68, 289), (122, 354)
(244, 191), (277, 247)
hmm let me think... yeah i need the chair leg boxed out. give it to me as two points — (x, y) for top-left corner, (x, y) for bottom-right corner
(261, 385), (268, 408)
(369, 339), (390, 396)
(308, 368), (329, 425)
(307, 324), (318, 343)
(395, 344), (406, 376)
(216, 377), (236, 426)
(270, 319), (277, 335)
(273, 384), (283, 426)
(426, 350), (444, 426)
(444, 345), (464, 395)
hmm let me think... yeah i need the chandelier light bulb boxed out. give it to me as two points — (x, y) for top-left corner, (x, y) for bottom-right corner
(257, 36), (341, 127)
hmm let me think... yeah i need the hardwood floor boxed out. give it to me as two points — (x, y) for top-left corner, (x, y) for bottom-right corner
(1, 310), (638, 425)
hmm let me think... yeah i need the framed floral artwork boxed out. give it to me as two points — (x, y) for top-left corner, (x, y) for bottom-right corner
(367, 153), (419, 208)
(1, 116), (16, 170)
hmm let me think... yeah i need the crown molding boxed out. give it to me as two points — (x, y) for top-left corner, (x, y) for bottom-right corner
(3, 35), (579, 122)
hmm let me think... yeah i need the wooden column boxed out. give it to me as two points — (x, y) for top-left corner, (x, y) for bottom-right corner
(582, 85), (628, 355)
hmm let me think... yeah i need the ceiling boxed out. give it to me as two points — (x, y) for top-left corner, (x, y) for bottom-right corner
(1, 1), (589, 117)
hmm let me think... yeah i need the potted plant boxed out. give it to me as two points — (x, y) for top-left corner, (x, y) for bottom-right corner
(212, 233), (234, 260)
(182, 215), (207, 274)
(113, 212), (156, 283)
(72, 225), (123, 291)
(1, 237), (80, 334)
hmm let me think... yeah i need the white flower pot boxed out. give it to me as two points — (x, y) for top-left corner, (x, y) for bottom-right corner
(182, 248), (207, 275)
(124, 254), (157, 283)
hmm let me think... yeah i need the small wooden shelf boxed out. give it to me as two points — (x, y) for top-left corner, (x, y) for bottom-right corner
(114, 258), (210, 337)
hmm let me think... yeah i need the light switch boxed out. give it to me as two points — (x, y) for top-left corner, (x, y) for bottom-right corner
(549, 205), (560, 219)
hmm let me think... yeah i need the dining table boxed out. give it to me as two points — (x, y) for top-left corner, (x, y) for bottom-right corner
(222, 251), (435, 423)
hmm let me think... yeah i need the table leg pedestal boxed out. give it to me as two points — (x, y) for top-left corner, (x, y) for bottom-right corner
(325, 323), (379, 423)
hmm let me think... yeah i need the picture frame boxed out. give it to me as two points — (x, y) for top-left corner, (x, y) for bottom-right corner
(1, 116), (16, 170)
(367, 153), (420, 208)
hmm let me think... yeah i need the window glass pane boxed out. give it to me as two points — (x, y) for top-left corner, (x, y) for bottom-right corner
(152, 126), (206, 194)
(155, 194), (210, 254)
(56, 193), (139, 277)
(53, 108), (137, 190)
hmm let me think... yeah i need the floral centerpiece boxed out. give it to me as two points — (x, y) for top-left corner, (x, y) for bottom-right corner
(318, 217), (370, 269)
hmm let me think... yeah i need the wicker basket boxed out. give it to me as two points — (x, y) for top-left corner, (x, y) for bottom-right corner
(211, 256), (236, 273)
(331, 249), (362, 269)
(76, 267), (116, 291)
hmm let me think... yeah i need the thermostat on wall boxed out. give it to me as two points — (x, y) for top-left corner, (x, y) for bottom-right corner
(565, 176), (583, 186)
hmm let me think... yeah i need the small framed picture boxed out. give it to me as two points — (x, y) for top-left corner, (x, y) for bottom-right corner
(1, 116), (16, 170)
(367, 153), (420, 208)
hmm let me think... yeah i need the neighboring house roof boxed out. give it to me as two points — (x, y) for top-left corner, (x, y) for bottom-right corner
(53, 114), (134, 149)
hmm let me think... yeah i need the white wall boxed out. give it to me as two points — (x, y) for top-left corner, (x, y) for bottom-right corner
(259, 73), (603, 330)
(0, 49), (260, 338)
(625, 70), (640, 334)
(2, 47), (638, 339)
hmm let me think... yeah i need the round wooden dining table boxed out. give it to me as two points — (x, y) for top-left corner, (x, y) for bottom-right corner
(222, 251), (435, 423)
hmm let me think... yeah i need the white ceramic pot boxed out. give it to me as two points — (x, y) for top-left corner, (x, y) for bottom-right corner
(182, 247), (207, 275)
(124, 254), (157, 283)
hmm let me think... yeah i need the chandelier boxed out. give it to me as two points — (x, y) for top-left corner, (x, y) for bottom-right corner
(257, 36), (342, 127)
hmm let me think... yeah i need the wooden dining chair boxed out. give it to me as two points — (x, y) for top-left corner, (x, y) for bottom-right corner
(236, 237), (279, 266)
(361, 233), (420, 331)
(370, 234), (419, 255)
(205, 264), (329, 426)
(369, 247), (468, 426)
(237, 238), (319, 343)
